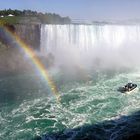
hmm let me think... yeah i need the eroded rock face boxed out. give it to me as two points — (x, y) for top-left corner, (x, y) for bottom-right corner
(0, 24), (41, 76)
(0, 24), (41, 50)
(14, 24), (40, 50)
(0, 25), (14, 47)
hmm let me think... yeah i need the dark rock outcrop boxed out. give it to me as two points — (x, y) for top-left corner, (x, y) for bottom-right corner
(14, 24), (41, 50)
(0, 25), (15, 47)
(0, 24), (41, 50)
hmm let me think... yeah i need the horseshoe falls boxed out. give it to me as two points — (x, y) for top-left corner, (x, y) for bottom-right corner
(41, 25), (140, 71)
(41, 24), (140, 51)
(1, 24), (140, 140)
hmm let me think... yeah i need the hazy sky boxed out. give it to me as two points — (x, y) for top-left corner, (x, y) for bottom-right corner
(0, 0), (140, 21)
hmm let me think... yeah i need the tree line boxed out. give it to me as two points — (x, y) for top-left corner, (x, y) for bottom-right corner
(0, 9), (71, 24)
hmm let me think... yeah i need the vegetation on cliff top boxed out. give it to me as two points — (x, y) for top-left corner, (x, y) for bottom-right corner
(0, 9), (71, 25)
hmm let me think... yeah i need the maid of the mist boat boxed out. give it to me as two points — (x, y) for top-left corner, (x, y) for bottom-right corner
(118, 83), (139, 94)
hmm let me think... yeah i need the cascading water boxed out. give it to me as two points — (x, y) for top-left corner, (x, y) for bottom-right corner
(41, 24), (140, 51)
(1, 24), (140, 140)
(40, 25), (140, 70)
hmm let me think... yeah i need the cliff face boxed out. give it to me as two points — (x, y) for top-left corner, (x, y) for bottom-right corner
(0, 24), (55, 76)
(14, 24), (41, 50)
(0, 24), (41, 50)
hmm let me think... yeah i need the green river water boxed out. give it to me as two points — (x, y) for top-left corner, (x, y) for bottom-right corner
(0, 69), (140, 140)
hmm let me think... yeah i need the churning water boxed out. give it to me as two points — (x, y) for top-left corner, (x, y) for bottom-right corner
(1, 24), (140, 140)
(1, 70), (140, 140)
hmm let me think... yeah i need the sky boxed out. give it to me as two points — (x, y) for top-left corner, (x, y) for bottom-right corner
(0, 0), (140, 21)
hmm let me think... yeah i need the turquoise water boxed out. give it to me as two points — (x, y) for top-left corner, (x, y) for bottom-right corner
(0, 70), (140, 140)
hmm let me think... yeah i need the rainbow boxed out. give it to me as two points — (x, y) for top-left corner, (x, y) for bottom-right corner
(3, 26), (60, 102)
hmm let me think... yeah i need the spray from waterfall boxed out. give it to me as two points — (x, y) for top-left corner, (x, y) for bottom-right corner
(40, 24), (140, 73)
(2, 27), (61, 102)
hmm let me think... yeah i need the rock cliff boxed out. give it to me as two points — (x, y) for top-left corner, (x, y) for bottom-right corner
(0, 24), (41, 50)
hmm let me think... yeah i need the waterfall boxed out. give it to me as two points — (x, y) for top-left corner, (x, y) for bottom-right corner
(41, 24), (140, 52)
(40, 24), (140, 69)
